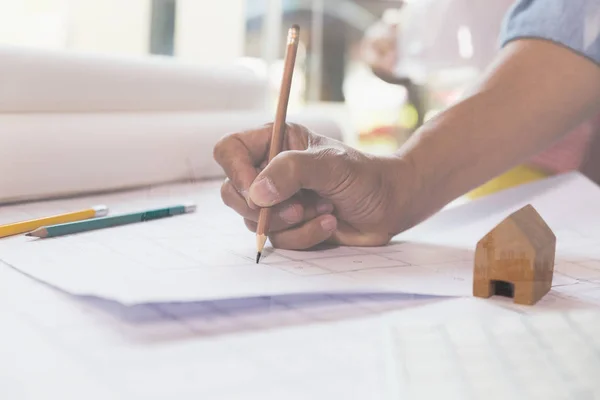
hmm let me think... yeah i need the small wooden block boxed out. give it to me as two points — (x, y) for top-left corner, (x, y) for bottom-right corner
(473, 204), (556, 305)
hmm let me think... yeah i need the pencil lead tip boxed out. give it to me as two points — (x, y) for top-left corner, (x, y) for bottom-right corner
(256, 252), (261, 264)
(25, 232), (32, 237)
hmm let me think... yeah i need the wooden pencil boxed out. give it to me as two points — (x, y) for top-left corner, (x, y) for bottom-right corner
(26, 203), (196, 238)
(0, 205), (108, 238)
(256, 24), (300, 263)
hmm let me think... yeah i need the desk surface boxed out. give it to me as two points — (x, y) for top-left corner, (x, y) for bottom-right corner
(3, 261), (599, 400)
(0, 262), (423, 400)
(2, 172), (600, 399)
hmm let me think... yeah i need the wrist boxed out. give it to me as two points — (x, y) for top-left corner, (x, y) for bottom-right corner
(378, 152), (426, 235)
(389, 127), (458, 232)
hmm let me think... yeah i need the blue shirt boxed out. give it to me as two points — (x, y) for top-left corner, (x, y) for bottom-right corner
(500, 0), (600, 66)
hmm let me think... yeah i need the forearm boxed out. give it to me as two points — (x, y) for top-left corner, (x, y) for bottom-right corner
(396, 39), (600, 226)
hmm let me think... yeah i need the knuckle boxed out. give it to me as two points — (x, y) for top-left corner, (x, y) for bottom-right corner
(320, 146), (355, 182)
(213, 134), (237, 164)
(315, 146), (345, 161)
(317, 147), (352, 179)
(213, 136), (228, 162)
(220, 179), (236, 207)
(271, 230), (316, 251)
(244, 218), (257, 232)
(285, 122), (303, 134)
(285, 122), (312, 147)
(276, 202), (303, 225)
(220, 179), (228, 199)
(267, 233), (283, 249)
(213, 132), (243, 163)
(268, 232), (296, 250)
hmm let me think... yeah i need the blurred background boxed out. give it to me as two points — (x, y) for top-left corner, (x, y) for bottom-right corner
(0, 0), (512, 154)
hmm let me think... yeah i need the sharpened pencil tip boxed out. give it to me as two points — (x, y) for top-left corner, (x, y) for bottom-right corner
(256, 252), (261, 264)
(25, 232), (32, 237)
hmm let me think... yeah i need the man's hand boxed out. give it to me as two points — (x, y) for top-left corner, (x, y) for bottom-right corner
(213, 123), (416, 250)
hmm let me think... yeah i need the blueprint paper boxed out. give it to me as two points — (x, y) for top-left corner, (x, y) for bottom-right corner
(386, 308), (600, 400)
(0, 180), (466, 305)
(0, 173), (599, 306)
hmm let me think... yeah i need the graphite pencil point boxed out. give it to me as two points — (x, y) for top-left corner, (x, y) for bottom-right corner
(256, 252), (262, 264)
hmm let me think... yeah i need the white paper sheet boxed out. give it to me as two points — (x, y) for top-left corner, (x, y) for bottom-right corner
(0, 258), (437, 400)
(1, 172), (599, 307)
(386, 308), (600, 400)
(0, 45), (267, 112)
(399, 172), (600, 256)
(0, 110), (343, 203)
(0, 278), (398, 400)
(0, 179), (466, 305)
(1, 256), (596, 400)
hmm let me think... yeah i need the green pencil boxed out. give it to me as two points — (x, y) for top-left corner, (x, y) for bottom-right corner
(26, 203), (196, 238)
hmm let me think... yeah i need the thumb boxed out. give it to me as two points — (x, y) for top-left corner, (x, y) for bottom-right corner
(249, 148), (344, 207)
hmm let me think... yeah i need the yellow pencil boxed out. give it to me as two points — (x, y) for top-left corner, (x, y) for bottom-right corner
(0, 205), (108, 238)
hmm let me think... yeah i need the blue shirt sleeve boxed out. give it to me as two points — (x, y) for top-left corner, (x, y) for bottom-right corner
(500, 0), (600, 66)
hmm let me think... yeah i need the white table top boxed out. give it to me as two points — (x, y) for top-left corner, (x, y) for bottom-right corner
(2, 172), (600, 399)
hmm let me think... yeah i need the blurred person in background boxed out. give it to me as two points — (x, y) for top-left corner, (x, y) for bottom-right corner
(361, 0), (600, 199)
(214, 0), (600, 250)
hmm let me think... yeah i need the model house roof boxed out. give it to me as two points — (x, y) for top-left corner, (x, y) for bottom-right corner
(478, 204), (556, 252)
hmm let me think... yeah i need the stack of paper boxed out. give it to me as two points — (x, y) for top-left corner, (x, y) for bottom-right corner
(0, 45), (352, 204)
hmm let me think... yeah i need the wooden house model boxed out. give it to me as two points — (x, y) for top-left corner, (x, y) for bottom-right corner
(473, 204), (556, 305)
